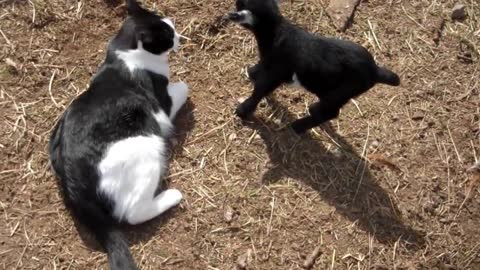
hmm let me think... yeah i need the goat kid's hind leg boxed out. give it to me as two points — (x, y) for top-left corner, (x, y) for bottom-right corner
(289, 101), (321, 134)
(290, 115), (319, 134)
(236, 73), (282, 119)
(167, 81), (189, 121)
(290, 101), (341, 134)
(126, 189), (183, 225)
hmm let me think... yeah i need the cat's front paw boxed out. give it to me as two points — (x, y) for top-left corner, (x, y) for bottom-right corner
(170, 81), (189, 93)
(168, 81), (189, 112)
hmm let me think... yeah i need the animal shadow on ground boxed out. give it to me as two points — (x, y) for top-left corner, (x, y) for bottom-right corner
(244, 96), (425, 248)
(74, 99), (196, 251)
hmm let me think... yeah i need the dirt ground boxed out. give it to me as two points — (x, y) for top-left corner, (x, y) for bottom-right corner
(1, 0), (479, 269)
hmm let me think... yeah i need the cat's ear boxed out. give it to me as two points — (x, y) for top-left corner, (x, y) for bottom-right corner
(126, 0), (149, 17)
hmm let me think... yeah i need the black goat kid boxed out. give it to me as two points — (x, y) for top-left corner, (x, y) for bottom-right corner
(225, 0), (400, 133)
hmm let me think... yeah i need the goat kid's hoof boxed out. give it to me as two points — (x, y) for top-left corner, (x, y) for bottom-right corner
(290, 121), (308, 134)
(235, 103), (254, 119)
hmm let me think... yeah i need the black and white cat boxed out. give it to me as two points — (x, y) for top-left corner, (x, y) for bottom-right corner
(49, 1), (187, 269)
(225, 0), (400, 134)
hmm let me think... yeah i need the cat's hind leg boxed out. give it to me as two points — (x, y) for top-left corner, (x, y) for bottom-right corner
(125, 189), (183, 225)
(167, 81), (189, 120)
(99, 135), (183, 225)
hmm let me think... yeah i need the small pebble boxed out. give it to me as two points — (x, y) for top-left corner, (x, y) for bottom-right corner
(224, 206), (234, 222)
(451, 3), (467, 21)
(412, 111), (425, 121)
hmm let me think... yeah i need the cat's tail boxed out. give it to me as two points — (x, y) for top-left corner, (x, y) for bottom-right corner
(99, 228), (138, 270)
(375, 66), (400, 86)
(75, 200), (138, 270)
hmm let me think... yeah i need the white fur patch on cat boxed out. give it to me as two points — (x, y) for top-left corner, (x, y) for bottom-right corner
(116, 41), (170, 78)
(98, 135), (182, 225)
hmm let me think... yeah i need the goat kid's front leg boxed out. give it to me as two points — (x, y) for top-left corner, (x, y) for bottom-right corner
(236, 74), (282, 119)
(246, 64), (260, 81)
(236, 93), (262, 119)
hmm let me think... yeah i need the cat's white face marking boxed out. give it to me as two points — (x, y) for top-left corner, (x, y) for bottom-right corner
(116, 41), (170, 77)
(98, 135), (183, 224)
(235, 10), (254, 26)
(162, 18), (180, 52)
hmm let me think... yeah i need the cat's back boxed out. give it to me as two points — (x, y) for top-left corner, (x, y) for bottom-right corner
(71, 67), (159, 134)
(74, 65), (138, 111)
(50, 65), (163, 169)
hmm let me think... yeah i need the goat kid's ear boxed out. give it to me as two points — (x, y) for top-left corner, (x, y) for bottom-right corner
(126, 0), (139, 15)
(126, 0), (149, 17)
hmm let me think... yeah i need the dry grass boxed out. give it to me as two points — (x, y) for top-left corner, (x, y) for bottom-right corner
(1, 0), (479, 269)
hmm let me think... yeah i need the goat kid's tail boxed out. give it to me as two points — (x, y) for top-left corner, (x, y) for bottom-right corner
(376, 66), (400, 86)
(97, 228), (138, 270)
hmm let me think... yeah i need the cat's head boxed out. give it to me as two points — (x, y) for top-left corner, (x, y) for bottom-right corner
(225, 0), (281, 28)
(125, 0), (180, 54)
